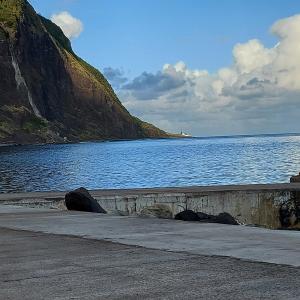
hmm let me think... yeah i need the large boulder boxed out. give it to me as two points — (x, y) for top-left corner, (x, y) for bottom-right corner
(140, 204), (172, 219)
(197, 212), (213, 221)
(65, 187), (106, 213)
(197, 211), (239, 225)
(175, 210), (200, 221)
(175, 210), (238, 225)
(212, 212), (239, 225)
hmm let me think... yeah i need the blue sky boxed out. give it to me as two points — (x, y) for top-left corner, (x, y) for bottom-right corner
(28, 0), (300, 136)
(29, 0), (300, 77)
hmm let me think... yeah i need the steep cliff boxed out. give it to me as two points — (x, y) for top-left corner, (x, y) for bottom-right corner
(0, 0), (168, 144)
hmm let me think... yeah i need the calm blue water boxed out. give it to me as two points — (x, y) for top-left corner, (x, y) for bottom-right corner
(1, 134), (300, 193)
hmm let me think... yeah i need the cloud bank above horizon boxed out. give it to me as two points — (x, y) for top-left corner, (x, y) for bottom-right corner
(104, 14), (300, 136)
(51, 11), (83, 39)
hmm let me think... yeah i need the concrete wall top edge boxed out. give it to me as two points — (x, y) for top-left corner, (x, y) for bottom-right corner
(1, 183), (300, 201)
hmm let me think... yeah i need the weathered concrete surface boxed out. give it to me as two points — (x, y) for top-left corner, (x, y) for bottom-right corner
(1, 183), (300, 228)
(0, 205), (52, 214)
(1, 227), (300, 300)
(0, 206), (299, 267)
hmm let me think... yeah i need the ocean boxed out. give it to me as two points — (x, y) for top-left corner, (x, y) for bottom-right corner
(1, 133), (300, 193)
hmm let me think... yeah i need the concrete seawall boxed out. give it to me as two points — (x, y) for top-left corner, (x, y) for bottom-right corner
(1, 183), (300, 229)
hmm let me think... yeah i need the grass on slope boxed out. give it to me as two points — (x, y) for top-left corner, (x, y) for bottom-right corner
(0, 0), (24, 30)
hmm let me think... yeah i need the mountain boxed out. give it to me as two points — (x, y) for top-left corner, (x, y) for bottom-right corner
(0, 0), (169, 144)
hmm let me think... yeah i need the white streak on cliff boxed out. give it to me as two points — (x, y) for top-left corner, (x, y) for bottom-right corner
(9, 45), (42, 118)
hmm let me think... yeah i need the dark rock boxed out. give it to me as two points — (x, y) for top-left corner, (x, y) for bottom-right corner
(213, 212), (239, 225)
(280, 203), (295, 227)
(197, 211), (239, 225)
(65, 187), (106, 213)
(290, 173), (300, 182)
(175, 210), (239, 225)
(197, 212), (213, 220)
(175, 210), (200, 221)
(279, 197), (299, 228)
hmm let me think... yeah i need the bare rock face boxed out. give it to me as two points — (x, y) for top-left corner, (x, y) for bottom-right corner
(0, 0), (168, 144)
(65, 187), (106, 213)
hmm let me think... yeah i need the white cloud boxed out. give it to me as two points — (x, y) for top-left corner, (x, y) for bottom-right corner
(271, 15), (300, 90)
(107, 14), (300, 136)
(51, 11), (83, 39)
(233, 39), (276, 74)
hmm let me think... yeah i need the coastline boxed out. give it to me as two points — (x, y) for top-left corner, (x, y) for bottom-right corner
(0, 143), (19, 147)
(0, 134), (189, 147)
(2, 132), (300, 147)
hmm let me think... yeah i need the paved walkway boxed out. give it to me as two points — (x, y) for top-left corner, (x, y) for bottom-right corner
(0, 205), (299, 299)
(0, 227), (299, 300)
(0, 206), (299, 266)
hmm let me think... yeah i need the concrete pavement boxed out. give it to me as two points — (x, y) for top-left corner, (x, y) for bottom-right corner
(0, 206), (299, 266)
(0, 227), (300, 300)
(0, 205), (299, 299)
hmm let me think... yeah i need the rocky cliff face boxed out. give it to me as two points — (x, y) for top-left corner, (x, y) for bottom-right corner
(0, 0), (168, 144)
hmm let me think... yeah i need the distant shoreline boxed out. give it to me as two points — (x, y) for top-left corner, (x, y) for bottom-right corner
(0, 135), (186, 148)
(0, 143), (18, 147)
(195, 132), (300, 139)
(1, 132), (300, 147)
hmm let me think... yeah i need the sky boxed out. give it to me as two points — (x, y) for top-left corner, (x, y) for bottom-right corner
(28, 0), (300, 136)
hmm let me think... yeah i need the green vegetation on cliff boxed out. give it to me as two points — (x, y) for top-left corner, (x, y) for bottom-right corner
(39, 15), (73, 54)
(0, 0), (23, 28)
(0, 105), (55, 143)
(0, 0), (41, 37)
(23, 116), (47, 133)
